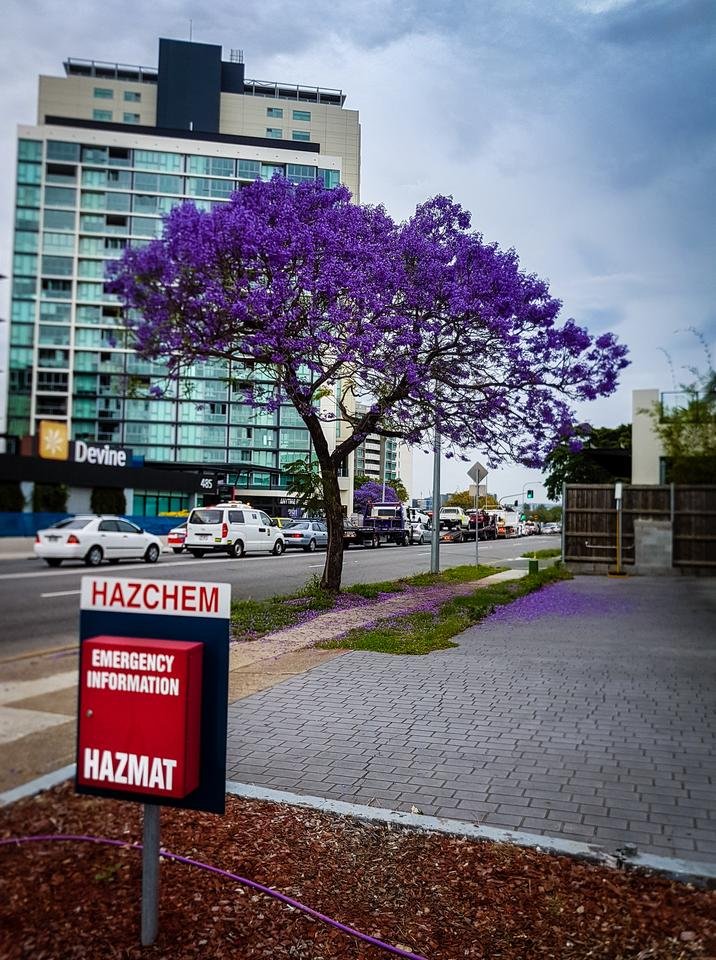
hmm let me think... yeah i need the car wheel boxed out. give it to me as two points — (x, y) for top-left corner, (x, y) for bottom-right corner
(84, 545), (103, 567)
(144, 544), (160, 564)
(272, 539), (285, 556)
(45, 558), (62, 568)
(189, 549), (206, 559)
(172, 548), (184, 554)
(304, 538), (317, 553)
(229, 540), (244, 559)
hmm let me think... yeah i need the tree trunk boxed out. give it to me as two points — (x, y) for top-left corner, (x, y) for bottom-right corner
(319, 461), (345, 592)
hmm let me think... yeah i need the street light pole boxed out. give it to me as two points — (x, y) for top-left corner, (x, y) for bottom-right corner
(430, 422), (441, 574)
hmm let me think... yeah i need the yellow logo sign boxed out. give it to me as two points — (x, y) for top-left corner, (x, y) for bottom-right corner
(38, 420), (69, 461)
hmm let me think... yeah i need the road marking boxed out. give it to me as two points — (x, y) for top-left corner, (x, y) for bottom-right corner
(308, 564), (323, 568)
(41, 589), (81, 598)
(0, 706), (72, 744)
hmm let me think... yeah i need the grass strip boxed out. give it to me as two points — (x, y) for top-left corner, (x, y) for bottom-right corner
(318, 565), (573, 655)
(521, 547), (562, 559)
(231, 564), (503, 641)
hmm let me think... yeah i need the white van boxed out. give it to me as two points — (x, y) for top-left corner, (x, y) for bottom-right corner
(185, 502), (285, 558)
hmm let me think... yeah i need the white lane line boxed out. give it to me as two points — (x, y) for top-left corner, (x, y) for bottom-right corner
(308, 564), (323, 568)
(41, 589), (81, 598)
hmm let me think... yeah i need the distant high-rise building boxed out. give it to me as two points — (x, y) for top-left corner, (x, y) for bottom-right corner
(5, 37), (361, 516)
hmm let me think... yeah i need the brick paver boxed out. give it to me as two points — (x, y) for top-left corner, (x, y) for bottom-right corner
(226, 576), (716, 863)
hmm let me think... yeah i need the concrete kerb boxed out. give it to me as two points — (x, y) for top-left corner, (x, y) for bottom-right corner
(2, 764), (714, 888)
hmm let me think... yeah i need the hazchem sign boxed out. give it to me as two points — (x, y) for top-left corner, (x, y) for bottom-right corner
(76, 576), (231, 813)
(78, 635), (203, 799)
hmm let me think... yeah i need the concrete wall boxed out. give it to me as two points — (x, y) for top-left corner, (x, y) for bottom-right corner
(632, 389), (663, 484)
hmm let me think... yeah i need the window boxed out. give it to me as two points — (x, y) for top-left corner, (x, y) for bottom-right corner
(238, 159), (260, 180)
(293, 110), (311, 122)
(94, 87), (114, 99)
(260, 163), (285, 181)
(17, 162), (41, 184)
(117, 520), (142, 533)
(228, 511), (245, 523)
(46, 163), (76, 185)
(98, 520), (119, 532)
(48, 141), (80, 162)
(92, 109), (113, 122)
(133, 150), (182, 172)
(124, 90), (141, 102)
(123, 113), (141, 124)
(292, 130), (310, 142)
(42, 255), (73, 276)
(266, 107), (283, 118)
(319, 168), (340, 189)
(44, 209), (75, 230)
(265, 127), (283, 139)
(18, 139), (42, 161)
(15, 231), (38, 253)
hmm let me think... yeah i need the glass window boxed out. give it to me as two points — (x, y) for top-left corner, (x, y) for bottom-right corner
(265, 127), (283, 139)
(238, 159), (260, 180)
(79, 237), (104, 255)
(76, 281), (104, 301)
(123, 113), (141, 124)
(124, 90), (141, 102)
(41, 278), (72, 298)
(17, 185), (41, 207)
(11, 299), (35, 322)
(98, 519), (119, 531)
(48, 141), (80, 162)
(16, 207), (40, 231)
(293, 110), (311, 122)
(92, 109), (113, 122)
(107, 169), (132, 188)
(42, 232), (74, 253)
(12, 277), (37, 297)
(39, 324), (70, 345)
(134, 150), (182, 172)
(10, 323), (33, 346)
(106, 192), (131, 211)
(42, 255), (73, 276)
(44, 209), (75, 230)
(13, 253), (37, 275)
(46, 163), (76, 184)
(108, 146), (132, 167)
(18, 139), (42, 161)
(292, 130), (310, 142)
(17, 162), (41, 184)
(287, 164), (317, 183)
(94, 87), (114, 99)
(45, 186), (76, 207)
(82, 168), (105, 187)
(280, 428), (310, 449)
(14, 231), (38, 253)
(78, 259), (105, 278)
(260, 163), (285, 181)
(131, 217), (161, 237)
(319, 169), (340, 189)
(40, 301), (71, 321)
(159, 173), (183, 194)
(81, 145), (108, 164)
(266, 107), (283, 118)
(133, 194), (158, 213)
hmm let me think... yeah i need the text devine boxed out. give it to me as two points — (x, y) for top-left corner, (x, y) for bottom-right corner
(90, 579), (220, 614)
(83, 748), (177, 790)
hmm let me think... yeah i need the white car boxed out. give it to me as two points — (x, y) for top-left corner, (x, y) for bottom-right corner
(34, 516), (163, 568)
(185, 502), (285, 557)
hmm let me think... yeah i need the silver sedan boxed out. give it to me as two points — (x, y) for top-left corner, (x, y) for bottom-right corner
(281, 520), (328, 552)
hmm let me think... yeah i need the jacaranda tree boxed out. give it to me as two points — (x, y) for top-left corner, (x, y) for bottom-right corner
(108, 177), (628, 590)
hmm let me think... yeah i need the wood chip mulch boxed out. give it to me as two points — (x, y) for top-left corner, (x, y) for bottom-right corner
(1, 781), (714, 959)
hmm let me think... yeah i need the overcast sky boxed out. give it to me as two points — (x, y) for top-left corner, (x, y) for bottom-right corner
(2, 0), (714, 502)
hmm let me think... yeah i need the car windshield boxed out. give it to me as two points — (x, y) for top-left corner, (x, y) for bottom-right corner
(50, 517), (91, 530)
(286, 522), (311, 529)
(189, 510), (222, 525)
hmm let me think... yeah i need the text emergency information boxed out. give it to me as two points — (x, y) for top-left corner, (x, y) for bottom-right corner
(85, 646), (180, 696)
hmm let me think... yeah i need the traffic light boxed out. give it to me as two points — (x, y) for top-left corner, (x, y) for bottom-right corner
(526, 489), (534, 500)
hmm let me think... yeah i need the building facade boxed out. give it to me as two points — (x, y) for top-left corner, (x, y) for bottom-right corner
(5, 37), (361, 515)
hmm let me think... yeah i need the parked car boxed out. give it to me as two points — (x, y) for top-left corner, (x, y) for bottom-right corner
(185, 502), (285, 557)
(282, 519), (328, 552)
(166, 521), (188, 554)
(440, 527), (464, 543)
(34, 516), (162, 567)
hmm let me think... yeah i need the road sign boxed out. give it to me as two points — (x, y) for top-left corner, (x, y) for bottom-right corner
(467, 460), (487, 484)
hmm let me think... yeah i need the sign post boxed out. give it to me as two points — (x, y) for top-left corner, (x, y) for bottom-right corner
(467, 461), (488, 567)
(76, 575), (231, 945)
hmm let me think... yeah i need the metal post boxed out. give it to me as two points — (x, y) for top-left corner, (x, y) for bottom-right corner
(560, 482), (566, 561)
(474, 478), (479, 568)
(430, 423), (441, 574)
(141, 804), (161, 946)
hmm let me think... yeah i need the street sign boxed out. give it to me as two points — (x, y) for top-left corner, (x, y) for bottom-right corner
(467, 460), (487, 483)
(76, 575), (230, 813)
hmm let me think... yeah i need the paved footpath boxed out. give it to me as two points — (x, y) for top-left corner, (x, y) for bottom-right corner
(227, 576), (716, 864)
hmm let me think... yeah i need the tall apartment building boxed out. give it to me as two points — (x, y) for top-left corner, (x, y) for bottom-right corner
(4, 37), (360, 515)
(353, 403), (413, 494)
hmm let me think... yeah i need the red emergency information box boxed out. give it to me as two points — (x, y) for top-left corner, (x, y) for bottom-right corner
(77, 635), (203, 800)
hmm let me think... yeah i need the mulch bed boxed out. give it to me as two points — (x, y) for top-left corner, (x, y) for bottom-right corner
(1, 782), (714, 959)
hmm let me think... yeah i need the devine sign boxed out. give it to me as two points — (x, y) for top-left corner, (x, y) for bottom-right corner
(78, 635), (203, 799)
(73, 439), (132, 467)
(76, 576), (231, 813)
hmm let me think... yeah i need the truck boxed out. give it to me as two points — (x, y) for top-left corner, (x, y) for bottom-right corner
(488, 508), (521, 538)
(353, 501), (418, 547)
(468, 509), (498, 541)
(438, 506), (470, 532)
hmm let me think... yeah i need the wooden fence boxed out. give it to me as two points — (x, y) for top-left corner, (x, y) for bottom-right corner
(563, 484), (716, 572)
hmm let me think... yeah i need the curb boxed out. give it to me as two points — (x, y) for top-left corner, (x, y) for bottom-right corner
(2, 765), (714, 888)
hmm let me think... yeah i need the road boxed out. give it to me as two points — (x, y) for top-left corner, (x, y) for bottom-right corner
(0, 535), (557, 660)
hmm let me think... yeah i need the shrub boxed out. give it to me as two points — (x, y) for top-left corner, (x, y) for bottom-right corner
(32, 483), (68, 512)
(90, 487), (127, 515)
(0, 482), (25, 512)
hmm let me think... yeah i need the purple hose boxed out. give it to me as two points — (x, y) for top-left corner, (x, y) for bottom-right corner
(1, 834), (429, 960)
